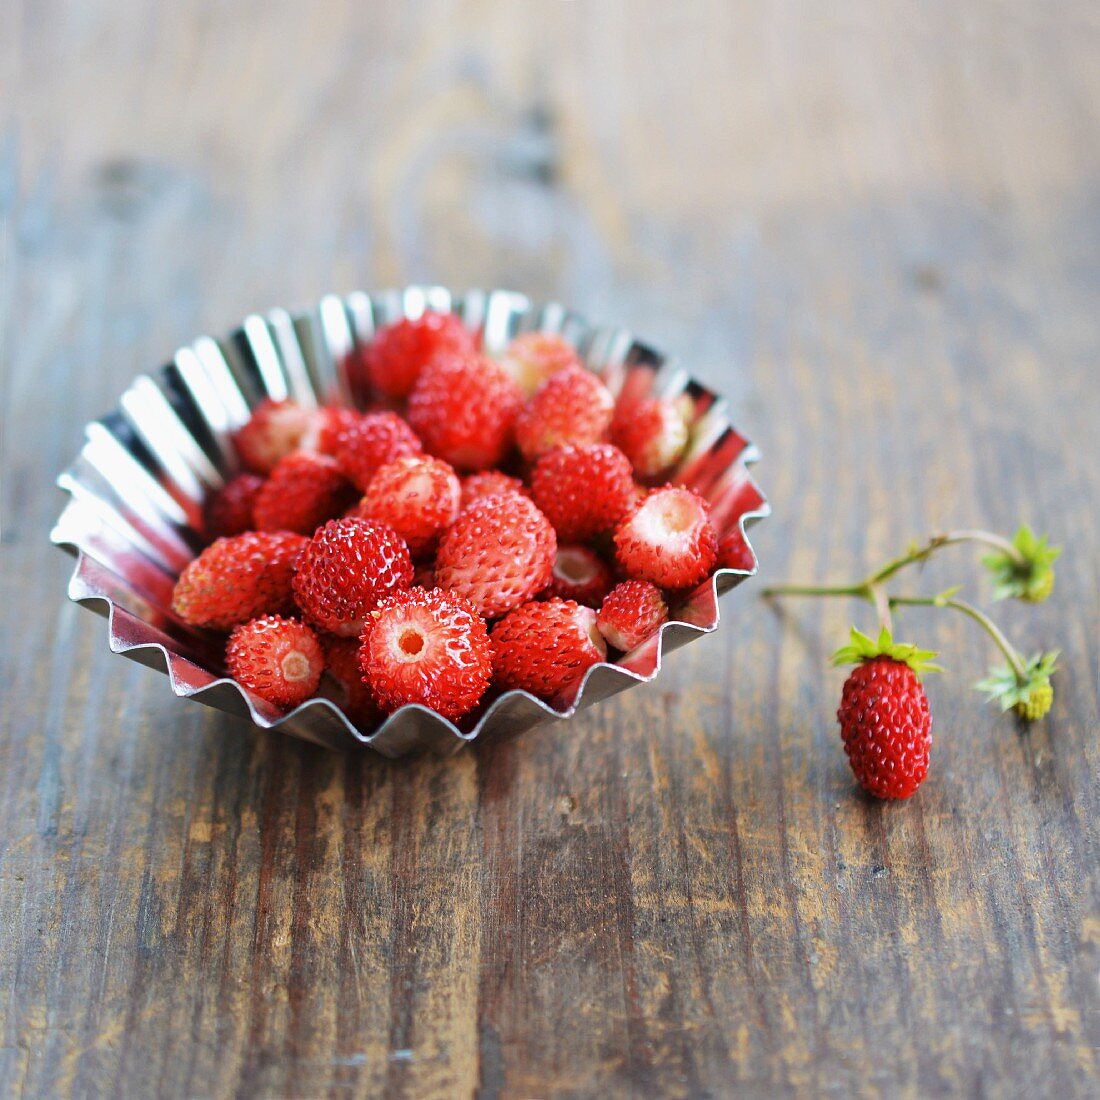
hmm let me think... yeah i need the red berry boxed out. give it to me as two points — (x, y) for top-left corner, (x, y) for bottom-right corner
(292, 517), (414, 637)
(501, 332), (583, 396)
(597, 580), (668, 652)
(359, 587), (492, 720)
(548, 546), (614, 608)
(460, 471), (528, 510)
(611, 395), (691, 479)
(233, 399), (313, 474)
(614, 486), (717, 589)
(491, 598), (607, 702)
(407, 351), (523, 471)
(515, 365), (614, 461)
(172, 531), (306, 630)
(226, 615), (324, 708)
(253, 451), (357, 535)
(356, 455), (461, 558)
(334, 411), (423, 491)
(202, 473), (264, 539)
(305, 406), (362, 455)
(529, 443), (636, 542)
(353, 311), (476, 399)
(716, 527), (757, 572)
(434, 494), (556, 618)
(837, 657), (932, 799)
(322, 635), (381, 729)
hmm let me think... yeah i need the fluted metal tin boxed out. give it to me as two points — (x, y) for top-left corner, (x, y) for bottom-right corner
(51, 287), (769, 756)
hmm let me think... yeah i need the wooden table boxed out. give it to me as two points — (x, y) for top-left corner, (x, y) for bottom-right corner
(3, 3), (1098, 1096)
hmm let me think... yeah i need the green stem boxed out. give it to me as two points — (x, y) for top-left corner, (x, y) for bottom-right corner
(761, 582), (867, 599)
(889, 595), (1028, 681)
(868, 583), (893, 635)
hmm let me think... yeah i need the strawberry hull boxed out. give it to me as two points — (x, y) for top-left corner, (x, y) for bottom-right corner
(51, 287), (769, 757)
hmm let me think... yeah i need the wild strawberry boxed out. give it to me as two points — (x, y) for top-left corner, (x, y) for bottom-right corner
(460, 471), (528, 510)
(334, 411), (423, 491)
(356, 455), (461, 558)
(292, 517), (413, 637)
(614, 486), (717, 589)
(352, 311), (476, 399)
(500, 332), (583, 396)
(172, 531), (307, 630)
(611, 394), (692, 479)
(226, 614), (324, 708)
(491, 598), (607, 702)
(976, 651), (1059, 721)
(832, 629), (939, 799)
(529, 443), (636, 542)
(515, 365), (614, 461)
(434, 493), (556, 618)
(407, 351), (523, 471)
(598, 580), (669, 652)
(233, 398), (313, 474)
(547, 546), (614, 608)
(716, 527), (757, 572)
(202, 473), (264, 539)
(359, 587), (492, 720)
(322, 635), (381, 728)
(305, 406), (362, 455)
(252, 451), (357, 535)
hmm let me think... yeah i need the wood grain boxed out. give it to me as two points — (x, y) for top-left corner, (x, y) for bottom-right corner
(2, 1), (1099, 1096)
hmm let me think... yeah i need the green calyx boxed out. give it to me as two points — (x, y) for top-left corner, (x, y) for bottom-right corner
(831, 626), (942, 679)
(982, 525), (1061, 603)
(975, 650), (1059, 721)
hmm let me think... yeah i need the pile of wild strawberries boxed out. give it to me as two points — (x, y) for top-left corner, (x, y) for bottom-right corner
(171, 312), (747, 728)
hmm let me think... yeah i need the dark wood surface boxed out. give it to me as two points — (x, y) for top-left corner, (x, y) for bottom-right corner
(3, 3), (1099, 1097)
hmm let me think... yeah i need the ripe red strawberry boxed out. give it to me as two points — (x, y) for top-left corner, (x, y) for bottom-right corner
(253, 451), (357, 535)
(611, 394), (692, 479)
(491, 598), (607, 702)
(614, 486), (717, 589)
(233, 398), (313, 474)
(515, 365), (614, 461)
(305, 405), (362, 455)
(434, 493), (556, 618)
(334, 410), (423, 491)
(322, 635), (381, 728)
(359, 587), (492, 720)
(716, 527), (757, 572)
(353, 311), (476, 399)
(460, 470), (529, 510)
(226, 614), (324, 708)
(292, 517), (414, 637)
(202, 473), (264, 539)
(597, 580), (669, 652)
(501, 332), (583, 396)
(407, 351), (523, 471)
(529, 443), (636, 542)
(547, 546), (614, 608)
(172, 531), (307, 630)
(356, 454), (461, 558)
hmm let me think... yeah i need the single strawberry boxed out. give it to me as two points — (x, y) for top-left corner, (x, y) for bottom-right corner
(976, 651), (1059, 721)
(981, 525), (1062, 603)
(356, 454), (461, 558)
(611, 394), (692, 479)
(334, 410), (423, 491)
(614, 485), (717, 589)
(233, 398), (313, 474)
(460, 470), (529, 510)
(407, 351), (523, 471)
(597, 580), (669, 652)
(434, 493), (556, 618)
(359, 587), (492, 720)
(292, 517), (413, 637)
(226, 614), (324, 708)
(352, 311), (476, 399)
(500, 332), (584, 396)
(322, 634), (382, 729)
(202, 473), (264, 540)
(515, 365), (614, 461)
(172, 531), (306, 630)
(253, 451), (357, 535)
(305, 406), (362, 456)
(491, 598), (607, 702)
(833, 627), (939, 800)
(547, 546), (614, 608)
(529, 443), (636, 542)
